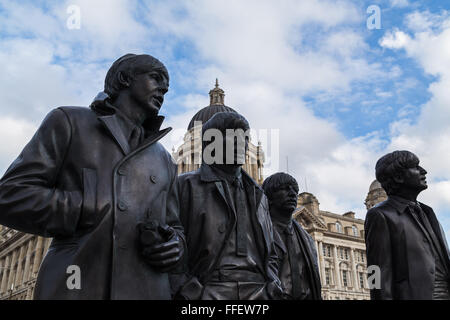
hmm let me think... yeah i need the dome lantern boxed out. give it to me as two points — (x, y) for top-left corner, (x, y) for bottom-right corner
(209, 78), (225, 105)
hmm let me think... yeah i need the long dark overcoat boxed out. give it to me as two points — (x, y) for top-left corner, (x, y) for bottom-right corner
(0, 103), (184, 299)
(365, 198), (450, 300)
(175, 164), (282, 299)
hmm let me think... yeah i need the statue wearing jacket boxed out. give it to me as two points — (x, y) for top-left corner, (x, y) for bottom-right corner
(176, 112), (282, 300)
(262, 172), (322, 300)
(365, 150), (450, 300)
(0, 54), (186, 299)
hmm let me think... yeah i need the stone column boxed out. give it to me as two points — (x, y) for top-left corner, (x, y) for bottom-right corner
(350, 249), (359, 290)
(317, 241), (326, 286)
(1, 255), (10, 294)
(22, 239), (33, 284)
(32, 236), (44, 276)
(15, 245), (25, 288)
(252, 164), (258, 182)
(333, 245), (341, 288)
(7, 249), (18, 292)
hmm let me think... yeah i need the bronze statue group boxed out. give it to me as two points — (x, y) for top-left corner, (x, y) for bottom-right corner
(0, 54), (448, 300)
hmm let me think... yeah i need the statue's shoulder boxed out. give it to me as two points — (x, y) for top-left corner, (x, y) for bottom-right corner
(366, 199), (400, 225)
(56, 106), (97, 121)
(178, 169), (201, 183)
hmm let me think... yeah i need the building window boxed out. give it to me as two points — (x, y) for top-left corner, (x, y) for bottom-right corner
(325, 268), (331, 285)
(339, 248), (344, 259)
(361, 252), (365, 263)
(359, 272), (365, 289)
(336, 222), (342, 233)
(342, 270), (348, 287)
(322, 245), (332, 257)
(352, 225), (358, 237)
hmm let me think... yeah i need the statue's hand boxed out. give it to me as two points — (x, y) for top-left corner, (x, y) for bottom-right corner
(141, 225), (184, 272)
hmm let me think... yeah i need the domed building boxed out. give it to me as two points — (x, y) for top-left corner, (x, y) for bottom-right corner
(172, 80), (265, 184)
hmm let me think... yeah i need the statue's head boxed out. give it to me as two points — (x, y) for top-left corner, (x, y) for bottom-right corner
(375, 150), (427, 197)
(201, 112), (250, 167)
(104, 53), (169, 116)
(262, 172), (299, 218)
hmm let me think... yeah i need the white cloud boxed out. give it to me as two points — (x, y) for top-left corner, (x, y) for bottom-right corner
(0, 117), (37, 175)
(390, 0), (410, 8)
(379, 29), (411, 49)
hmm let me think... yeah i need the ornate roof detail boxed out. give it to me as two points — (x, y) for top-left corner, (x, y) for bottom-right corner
(187, 80), (236, 130)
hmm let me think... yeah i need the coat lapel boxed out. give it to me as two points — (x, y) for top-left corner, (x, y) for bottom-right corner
(243, 174), (269, 263)
(98, 115), (130, 155)
(215, 181), (230, 209)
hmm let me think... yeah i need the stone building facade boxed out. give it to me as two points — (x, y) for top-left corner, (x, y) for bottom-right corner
(0, 227), (51, 300)
(295, 193), (369, 300)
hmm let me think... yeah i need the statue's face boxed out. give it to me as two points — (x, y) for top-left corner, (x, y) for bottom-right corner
(222, 130), (249, 166)
(269, 183), (298, 216)
(400, 163), (428, 192)
(128, 69), (169, 117)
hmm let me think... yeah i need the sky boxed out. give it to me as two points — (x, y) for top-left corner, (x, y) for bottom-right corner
(0, 0), (449, 240)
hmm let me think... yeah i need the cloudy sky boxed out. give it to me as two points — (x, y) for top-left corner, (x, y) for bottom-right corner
(0, 0), (449, 239)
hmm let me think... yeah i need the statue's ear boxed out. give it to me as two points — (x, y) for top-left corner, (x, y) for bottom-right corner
(392, 172), (404, 184)
(117, 71), (130, 88)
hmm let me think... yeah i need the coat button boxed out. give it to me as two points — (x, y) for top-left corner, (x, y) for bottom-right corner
(150, 175), (157, 184)
(423, 238), (428, 243)
(118, 201), (128, 211)
(118, 168), (126, 175)
(430, 268), (435, 274)
(218, 224), (226, 233)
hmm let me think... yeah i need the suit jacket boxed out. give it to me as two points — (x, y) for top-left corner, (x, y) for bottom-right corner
(365, 196), (450, 300)
(175, 164), (282, 299)
(292, 220), (322, 299)
(0, 103), (185, 299)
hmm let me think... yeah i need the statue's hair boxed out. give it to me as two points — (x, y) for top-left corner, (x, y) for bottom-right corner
(375, 150), (419, 195)
(262, 172), (299, 200)
(104, 54), (169, 99)
(201, 112), (250, 151)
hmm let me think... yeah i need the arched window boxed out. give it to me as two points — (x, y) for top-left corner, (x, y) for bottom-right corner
(352, 225), (358, 237)
(336, 222), (342, 233)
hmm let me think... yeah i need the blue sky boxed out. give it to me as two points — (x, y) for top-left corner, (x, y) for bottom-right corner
(0, 0), (450, 240)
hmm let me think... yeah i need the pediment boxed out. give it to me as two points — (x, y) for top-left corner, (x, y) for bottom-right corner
(293, 206), (327, 230)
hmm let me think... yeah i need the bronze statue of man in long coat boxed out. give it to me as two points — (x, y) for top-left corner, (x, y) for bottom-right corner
(0, 54), (185, 299)
(365, 150), (450, 300)
(262, 172), (321, 300)
(176, 112), (282, 300)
